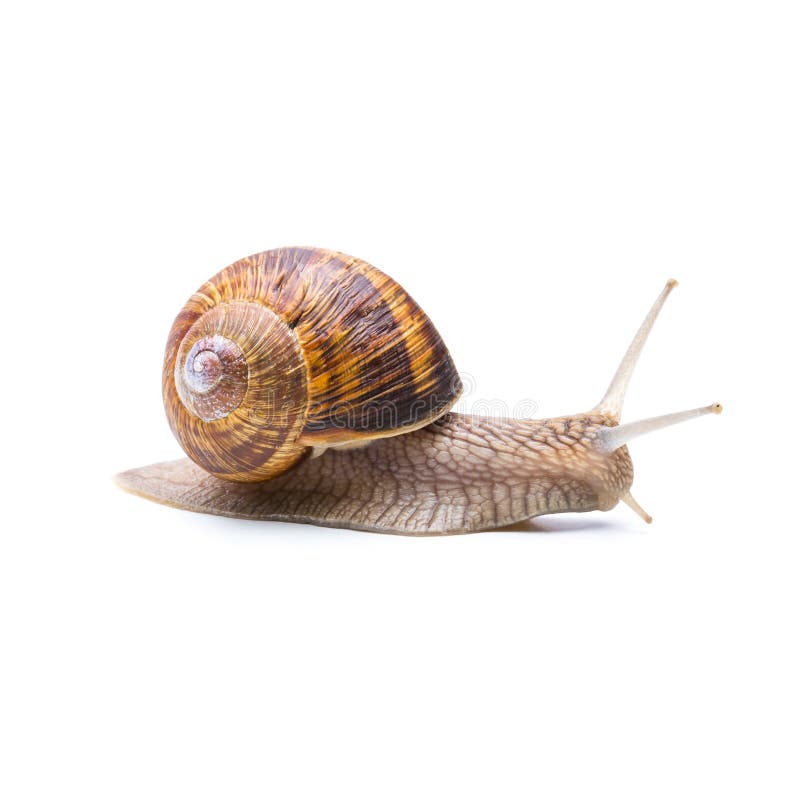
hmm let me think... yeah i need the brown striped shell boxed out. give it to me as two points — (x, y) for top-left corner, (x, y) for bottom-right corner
(164, 247), (462, 482)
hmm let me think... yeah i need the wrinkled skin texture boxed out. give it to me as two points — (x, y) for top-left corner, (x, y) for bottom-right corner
(116, 412), (633, 535)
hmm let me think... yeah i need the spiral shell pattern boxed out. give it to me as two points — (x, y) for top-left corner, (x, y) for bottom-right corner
(164, 247), (461, 482)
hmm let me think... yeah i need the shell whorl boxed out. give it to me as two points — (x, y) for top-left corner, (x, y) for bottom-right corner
(164, 247), (462, 482)
(166, 301), (308, 481)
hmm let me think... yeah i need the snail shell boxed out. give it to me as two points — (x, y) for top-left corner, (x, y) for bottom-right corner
(164, 247), (462, 481)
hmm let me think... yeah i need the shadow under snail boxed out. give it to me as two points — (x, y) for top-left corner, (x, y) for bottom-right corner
(116, 246), (722, 535)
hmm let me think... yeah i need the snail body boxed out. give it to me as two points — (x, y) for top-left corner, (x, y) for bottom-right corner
(118, 412), (633, 534)
(117, 248), (721, 535)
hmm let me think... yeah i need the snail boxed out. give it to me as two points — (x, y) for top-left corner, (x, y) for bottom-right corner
(116, 246), (722, 535)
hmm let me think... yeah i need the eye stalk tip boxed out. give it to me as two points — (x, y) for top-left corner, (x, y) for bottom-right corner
(711, 402), (723, 415)
(666, 278), (679, 289)
(621, 491), (653, 524)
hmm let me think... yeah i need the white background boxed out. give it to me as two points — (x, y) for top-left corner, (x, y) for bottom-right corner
(2, 2), (798, 798)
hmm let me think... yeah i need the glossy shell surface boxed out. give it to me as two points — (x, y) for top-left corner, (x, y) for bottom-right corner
(164, 247), (462, 481)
